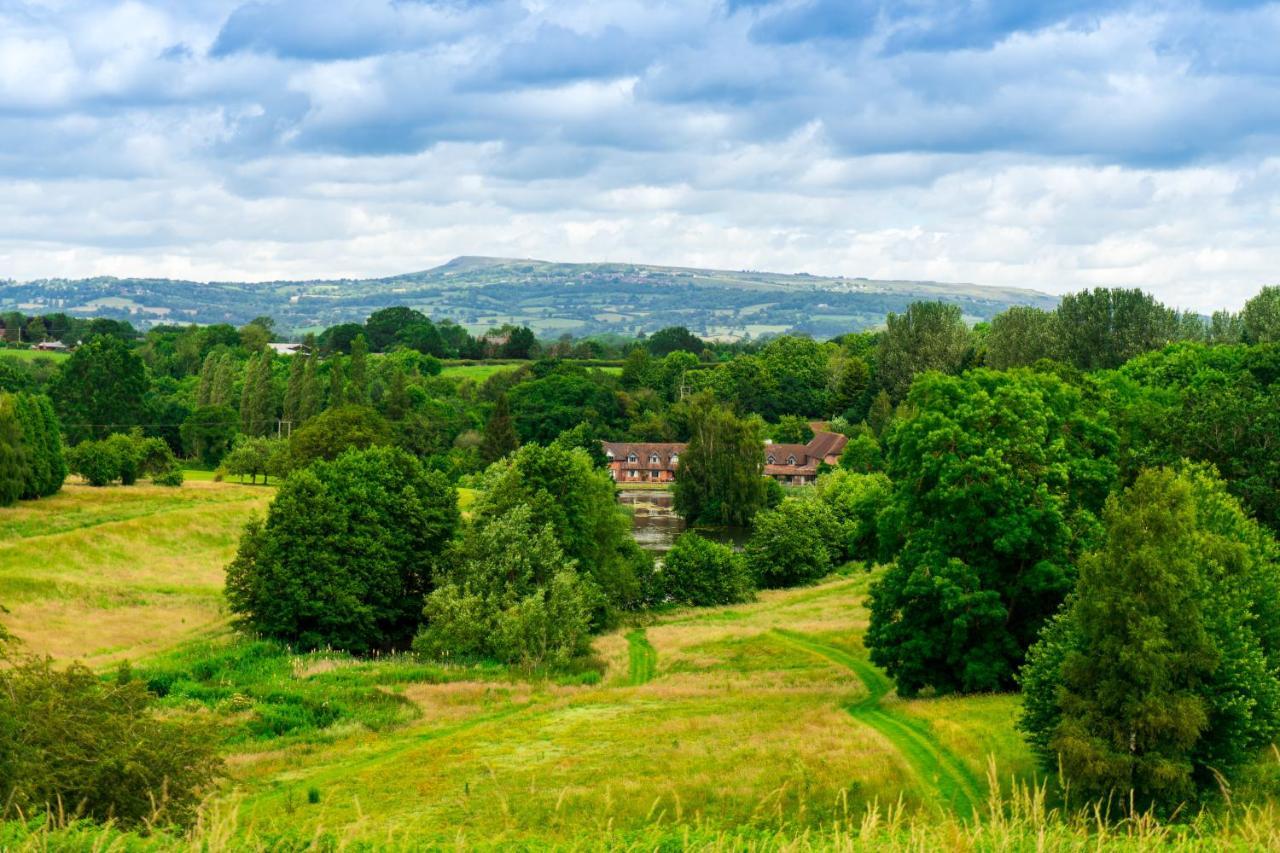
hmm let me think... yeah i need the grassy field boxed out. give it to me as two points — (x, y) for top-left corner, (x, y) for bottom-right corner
(0, 481), (271, 664)
(0, 347), (68, 362)
(11, 485), (1279, 849)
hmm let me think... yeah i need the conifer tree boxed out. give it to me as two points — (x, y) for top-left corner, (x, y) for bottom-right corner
(480, 393), (519, 464)
(347, 334), (370, 406)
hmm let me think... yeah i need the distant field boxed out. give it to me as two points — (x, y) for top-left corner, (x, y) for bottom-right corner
(0, 347), (68, 362)
(439, 362), (521, 381)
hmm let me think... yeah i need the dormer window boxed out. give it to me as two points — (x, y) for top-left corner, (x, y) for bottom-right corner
(605, 449), (614, 460)
(627, 453), (638, 463)
(649, 453), (660, 464)
(767, 454), (775, 464)
(670, 453), (679, 464)
(787, 455), (797, 465)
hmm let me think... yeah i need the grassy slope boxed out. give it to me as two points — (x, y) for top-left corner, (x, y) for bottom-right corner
(0, 348), (69, 362)
(0, 481), (271, 664)
(220, 574), (1033, 844)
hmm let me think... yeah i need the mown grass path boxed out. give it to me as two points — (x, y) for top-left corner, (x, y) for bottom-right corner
(626, 629), (657, 685)
(772, 629), (984, 818)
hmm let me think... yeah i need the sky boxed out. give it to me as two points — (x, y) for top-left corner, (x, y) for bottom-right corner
(2, 1), (1279, 312)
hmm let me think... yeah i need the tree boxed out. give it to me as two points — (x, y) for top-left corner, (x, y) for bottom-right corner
(480, 393), (519, 464)
(646, 326), (704, 357)
(472, 443), (651, 621)
(414, 504), (595, 667)
(620, 348), (658, 391)
(986, 306), (1058, 370)
(507, 369), (624, 444)
(347, 334), (370, 405)
(0, 396), (26, 506)
(771, 415), (813, 444)
(876, 301), (970, 400)
(838, 433), (882, 473)
(745, 499), (838, 588)
(181, 405), (239, 466)
(286, 405), (391, 469)
(222, 436), (288, 484)
(1242, 285), (1280, 344)
(866, 389), (894, 437)
(760, 335), (831, 416)
(1018, 467), (1280, 811)
(327, 356), (345, 409)
(12, 393), (65, 499)
(196, 351), (218, 405)
(365, 306), (429, 352)
(318, 322), (365, 355)
(865, 369), (1118, 696)
(298, 348), (322, 424)
(247, 350), (276, 436)
(225, 447), (459, 652)
(813, 469), (892, 563)
(660, 532), (754, 606)
(674, 394), (768, 527)
(1054, 287), (1179, 370)
(282, 349), (305, 428)
(52, 336), (148, 443)
(210, 352), (236, 407)
(501, 326), (537, 359)
(239, 353), (260, 434)
(829, 353), (872, 420)
(238, 322), (269, 352)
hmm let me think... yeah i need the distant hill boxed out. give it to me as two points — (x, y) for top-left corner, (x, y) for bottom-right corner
(0, 257), (1058, 339)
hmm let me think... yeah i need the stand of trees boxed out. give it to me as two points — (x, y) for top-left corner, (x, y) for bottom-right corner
(0, 392), (66, 506)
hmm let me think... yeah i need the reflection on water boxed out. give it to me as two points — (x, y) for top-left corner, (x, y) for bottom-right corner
(616, 489), (747, 554)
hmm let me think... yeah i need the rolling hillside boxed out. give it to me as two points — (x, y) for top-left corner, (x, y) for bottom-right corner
(0, 256), (1057, 340)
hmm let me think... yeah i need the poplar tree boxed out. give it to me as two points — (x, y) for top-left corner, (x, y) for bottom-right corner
(196, 351), (218, 406)
(248, 351), (276, 436)
(384, 367), (410, 421)
(211, 352), (236, 407)
(299, 350), (321, 423)
(480, 393), (519, 464)
(0, 396), (27, 507)
(347, 334), (370, 406)
(327, 356), (345, 410)
(282, 351), (305, 429)
(239, 353), (260, 434)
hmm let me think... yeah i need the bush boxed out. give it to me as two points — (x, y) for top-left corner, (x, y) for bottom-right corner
(225, 447), (459, 653)
(0, 654), (221, 829)
(66, 439), (123, 487)
(660, 531), (754, 607)
(744, 499), (838, 588)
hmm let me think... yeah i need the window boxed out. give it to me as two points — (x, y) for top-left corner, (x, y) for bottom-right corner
(670, 453), (679, 464)
(766, 454), (775, 464)
(627, 453), (638, 463)
(605, 449), (614, 460)
(649, 453), (660, 465)
(787, 455), (797, 465)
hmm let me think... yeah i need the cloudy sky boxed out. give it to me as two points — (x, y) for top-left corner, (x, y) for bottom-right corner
(2, 0), (1279, 311)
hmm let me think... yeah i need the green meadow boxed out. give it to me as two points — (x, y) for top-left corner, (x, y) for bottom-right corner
(5, 483), (1280, 850)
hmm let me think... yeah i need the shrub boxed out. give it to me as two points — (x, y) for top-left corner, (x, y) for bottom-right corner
(660, 532), (754, 607)
(225, 447), (459, 653)
(66, 439), (122, 487)
(0, 654), (221, 829)
(744, 499), (838, 588)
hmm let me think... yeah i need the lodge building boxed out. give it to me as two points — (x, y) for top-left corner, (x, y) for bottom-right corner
(602, 424), (847, 486)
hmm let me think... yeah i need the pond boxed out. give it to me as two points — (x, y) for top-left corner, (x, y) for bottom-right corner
(616, 488), (748, 554)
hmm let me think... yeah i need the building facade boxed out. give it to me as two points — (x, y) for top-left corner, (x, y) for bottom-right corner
(602, 425), (847, 487)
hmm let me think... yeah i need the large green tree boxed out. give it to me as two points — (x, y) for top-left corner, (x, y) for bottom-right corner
(1054, 287), (1179, 370)
(673, 394), (768, 527)
(876, 301), (970, 400)
(480, 393), (519, 464)
(1019, 466), (1280, 811)
(52, 336), (149, 443)
(985, 306), (1058, 370)
(1242, 285), (1280, 344)
(866, 369), (1118, 696)
(225, 447), (459, 652)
